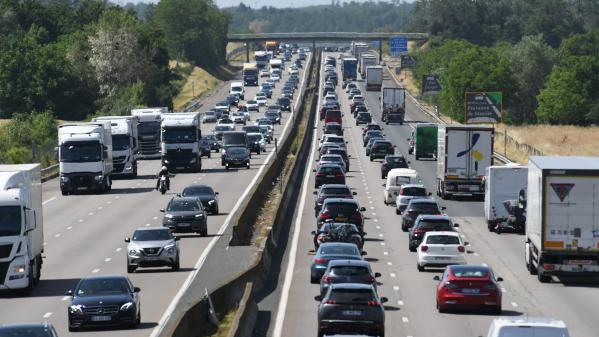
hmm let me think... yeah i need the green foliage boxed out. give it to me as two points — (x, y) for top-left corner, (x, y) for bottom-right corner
(0, 112), (57, 165)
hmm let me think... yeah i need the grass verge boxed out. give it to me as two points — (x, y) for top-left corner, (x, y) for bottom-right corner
(171, 61), (220, 111)
(207, 308), (237, 337)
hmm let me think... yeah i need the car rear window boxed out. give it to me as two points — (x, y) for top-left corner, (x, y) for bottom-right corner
(320, 245), (359, 256)
(326, 124), (342, 131)
(321, 155), (342, 162)
(331, 266), (369, 276)
(325, 203), (358, 214)
(451, 266), (489, 278)
(329, 288), (375, 302)
(319, 166), (343, 174)
(327, 137), (344, 144)
(326, 110), (341, 118)
(426, 235), (460, 245)
(409, 203), (439, 213)
(322, 187), (351, 195)
(416, 220), (452, 230)
(402, 187), (426, 196)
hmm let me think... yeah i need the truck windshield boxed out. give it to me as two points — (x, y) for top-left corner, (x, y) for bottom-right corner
(0, 206), (21, 237)
(162, 127), (197, 143)
(112, 135), (130, 151)
(138, 121), (161, 134)
(60, 141), (101, 163)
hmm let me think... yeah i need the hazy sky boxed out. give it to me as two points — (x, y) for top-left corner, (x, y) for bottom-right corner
(115, 0), (411, 9)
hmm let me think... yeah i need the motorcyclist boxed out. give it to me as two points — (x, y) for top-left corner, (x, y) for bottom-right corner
(156, 165), (170, 191)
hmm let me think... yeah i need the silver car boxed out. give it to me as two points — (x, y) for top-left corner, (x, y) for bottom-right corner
(125, 227), (180, 273)
(395, 184), (431, 215)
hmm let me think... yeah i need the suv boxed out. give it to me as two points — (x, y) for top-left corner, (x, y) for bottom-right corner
(125, 227), (180, 272)
(277, 96), (291, 111)
(324, 122), (343, 136)
(314, 164), (346, 188)
(161, 197), (208, 235)
(320, 260), (381, 297)
(324, 109), (342, 126)
(317, 198), (366, 231)
(317, 284), (387, 337)
(402, 199), (446, 231)
(381, 155), (409, 178)
(395, 184), (429, 214)
(356, 112), (372, 125)
(369, 140), (395, 160)
(408, 214), (458, 251)
(223, 146), (251, 170)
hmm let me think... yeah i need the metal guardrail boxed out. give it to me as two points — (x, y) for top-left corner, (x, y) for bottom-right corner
(41, 164), (59, 182)
(227, 32), (429, 42)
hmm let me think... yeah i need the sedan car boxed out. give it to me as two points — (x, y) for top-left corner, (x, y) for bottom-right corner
(246, 100), (259, 112)
(365, 138), (386, 156)
(362, 123), (382, 137)
(326, 148), (350, 171)
(255, 93), (268, 106)
(202, 110), (218, 123)
(381, 155), (409, 179)
(434, 264), (503, 314)
(369, 140), (395, 160)
(402, 198), (446, 231)
(317, 154), (347, 173)
(214, 101), (230, 113)
(277, 96), (291, 111)
(317, 284), (386, 337)
(67, 275), (140, 331)
(269, 72), (281, 82)
(324, 122), (343, 136)
(408, 214), (458, 251)
(317, 198), (366, 232)
(320, 260), (381, 297)
(231, 111), (248, 124)
(223, 146), (251, 170)
(246, 132), (266, 154)
(310, 242), (363, 283)
(0, 323), (58, 336)
(260, 69), (270, 78)
(417, 231), (466, 271)
(125, 227), (180, 273)
(161, 197), (208, 236)
(260, 83), (273, 98)
(363, 130), (385, 146)
(314, 164), (346, 188)
(265, 111), (281, 125)
(181, 184), (219, 214)
(395, 184), (429, 214)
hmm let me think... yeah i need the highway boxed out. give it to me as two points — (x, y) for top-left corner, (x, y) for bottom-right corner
(268, 52), (597, 337)
(0, 54), (310, 336)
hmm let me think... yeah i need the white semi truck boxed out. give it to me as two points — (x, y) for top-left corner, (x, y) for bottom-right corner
(380, 87), (406, 124)
(525, 156), (599, 283)
(131, 107), (166, 159)
(161, 112), (202, 172)
(58, 122), (113, 194)
(0, 164), (43, 294)
(365, 66), (383, 91)
(359, 54), (377, 78)
(436, 125), (494, 200)
(92, 116), (139, 178)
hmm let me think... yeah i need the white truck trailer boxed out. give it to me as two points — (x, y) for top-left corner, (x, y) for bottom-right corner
(484, 163), (528, 231)
(58, 122), (113, 194)
(131, 107), (166, 159)
(359, 54), (377, 78)
(525, 156), (599, 282)
(161, 112), (202, 172)
(92, 116), (139, 178)
(0, 164), (43, 294)
(365, 66), (383, 91)
(380, 87), (406, 124)
(436, 125), (494, 200)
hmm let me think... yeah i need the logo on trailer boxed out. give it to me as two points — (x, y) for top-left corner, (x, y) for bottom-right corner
(456, 133), (484, 161)
(550, 183), (574, 202)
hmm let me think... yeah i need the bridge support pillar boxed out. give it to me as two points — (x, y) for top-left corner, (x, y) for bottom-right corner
(379, 39), (383, 62)
(245, 42), (250, 62)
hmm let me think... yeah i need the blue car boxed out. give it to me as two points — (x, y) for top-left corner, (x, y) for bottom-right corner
(310, 242), (363, 283)
(260, 83), (273, 98)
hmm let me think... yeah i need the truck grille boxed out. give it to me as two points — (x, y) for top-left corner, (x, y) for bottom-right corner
(84, 305), (119, 315)
(73, 175), (94, 188)
(113, 156), (126, 164)
(139, 139), (160, 155)
(172, 215), (196, 222)
(142, 247), (161, 256)
(0, 244), (12, 258)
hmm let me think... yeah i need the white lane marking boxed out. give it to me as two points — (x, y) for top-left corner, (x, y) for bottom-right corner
(115, 247), (122, 252)
(474, 252), (480, 256)
(482, 263), (488, 266)
(106, 201), (112, 205)
(511, 302), (518, 307)
(54, 234), (61, 238)
(397, 300), (404, 306)
(88, 212), (94, 216)
(153, 216), (158, 220)
(387, 262), (393, 266)
(105, 258), (112, 262)
(42, 312), (52, 318)
(369, 201), (373, 204)
(97, 206), (103, 210)
(393, 286), (400, 291)
(42, 197), (56, 205)
(373, 219), (378, 223)
(367, 196), (372, 199)
(383, 251), (389, 256)
(402, 317), (409, 323)
(378, 233), (384, 237)
(78, 219), (84, 223)
(501, 287), (507, 293)
(43, 242), (47, 246)
(376, 225), (381, 229)
(370, 206), (375, 210)
(372, 212), (377, 216)
(67, 226), (72, 230)
(366, 191), (370, 195)
(92, 268), (100, 273)
(390, 273), (396, 278)
(380, 242), (386, 246)
(62, 296), (70, 301)
(115, 196), (120, 199)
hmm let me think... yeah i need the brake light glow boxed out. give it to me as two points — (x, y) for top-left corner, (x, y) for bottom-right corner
(323, 299), (337, 304)
(319, 213), (331, 220)
(323, 276), (334, 283)
(315, 258), (329, 264)
(458, 246), (465, 253)
(420, 245), (428, 252)
(367, 300), (381, 306)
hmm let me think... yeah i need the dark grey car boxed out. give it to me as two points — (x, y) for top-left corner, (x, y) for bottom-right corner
(161, 197), (208, 236)
(0, 323), (58, 336)
(320, 260), (381, 296)
(223, 146), (251, 169)
(181, 184), (219, 214)
(310, 242), (363, 283)
(317, 283), (387, 337)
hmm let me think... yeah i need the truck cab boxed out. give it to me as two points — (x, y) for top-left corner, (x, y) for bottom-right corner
(131, 107), (166, 158)
(92, 116), (139, 178)
(161, 112), (202, 172)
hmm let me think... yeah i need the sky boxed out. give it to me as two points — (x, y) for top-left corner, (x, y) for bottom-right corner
(115, 0), (413, 9)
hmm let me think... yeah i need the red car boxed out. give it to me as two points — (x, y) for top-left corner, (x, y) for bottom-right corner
(324, 109), (342, 126)
(434, 264), (503, 314)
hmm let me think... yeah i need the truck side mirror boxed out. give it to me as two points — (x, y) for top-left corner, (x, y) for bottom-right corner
(24, 208), (36, 232)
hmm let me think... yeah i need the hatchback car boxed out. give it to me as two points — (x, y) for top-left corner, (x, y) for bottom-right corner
(408, 214), (458, 251)
(363, 130), (384, 146)
(246, 100), (259, 111)
(223, 146), (251, 170)
(486, 317), (570, 337)
(320, 260), (381, 297)
(314, 164), (346, 188)
(202, 110), (218, 123)
(381, 155), (409, 179)
(313, 184), (356, 216)
(67, 275), (140, 331)
(417, 231), (466, 271)
(324, 122), (343, 136)
(125, 227), (180, 273)
(395, 184), (430, 214)
(324, 109), (343, 126)
(310, 242), (363, 283)
(181, 184), (219, 214)
(317, 154), (347, 173)
(362, 123), (382, 137)
(434, 265), (503, 314)
(402, 199), (446, 231)
(246, 132), (266, 154)
(326, 148), (350, 171)
(317, 283), (387, 337)
(369, 140), (395, 160)
(161, 197), (208, 235)
(356, 112), (372, 125)
(317, 198), (366, 231)
(0, 323), (58, 336)
(277, 97), (291, 111)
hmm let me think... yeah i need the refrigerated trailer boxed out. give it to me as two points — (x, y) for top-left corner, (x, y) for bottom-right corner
(484, 163), (528, 231)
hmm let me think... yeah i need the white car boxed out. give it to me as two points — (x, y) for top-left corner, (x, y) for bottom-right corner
(246, 100), (259, 112)
(232, 111), (248, 124)
(288, 66), (299, 75)
(216, 118), (235, 130)
(260, 69), (270, 78)
(269, 73), (281, 82)
(247, 132), (267, 152)
(255, 93), (268, 106)
(416, 231), (466, 271)
(486, 317), (570, 337)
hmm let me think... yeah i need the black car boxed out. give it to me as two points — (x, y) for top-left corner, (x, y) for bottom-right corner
(246, 132), (263, 154)
(313, 184), (356, 216)
(223, 146), (251, 169)
(317, 198), (366, 231)
(381, 155), (409, 178)
(369, 140), (395, 160)
(181, 184), (219, 214)
(401, 198), (445, 231)
(226, 94), (239, 107)
(314, 164), (345, 188)
(324, 122), (343, 136)
(265, 111), (281, 125)
(202, 134), (220, 152)
(327, 148), (350, 171)
(362, 123), (382, 137)
(356, 112), (372, 125)
(282, 88), (294, 99)
(67, 275), (140, 331)
(0, 323), (58, 336)
(161, 197), (208, 235)
(277, 97), (291, 111)
(317, 284), (387, 337)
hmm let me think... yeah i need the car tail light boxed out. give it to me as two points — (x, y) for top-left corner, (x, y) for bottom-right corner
(543, 263), (555, 271)
(317, 235), (325, 242)
(413, 228), (426, 235)
(443, 282), (458, 289)
(399, 189), (404, 195)
(335, 173), (344, 177)
(364, 276), (376, 283)
(322, 299), (337, 304)
(319, 212), (331, 220)
(315, 258), (329, 264)
(458, 246), (465, 253)
(367, 300), (381, 306)
(323, 276), (334, 283)
(316, 173), (326, 177)
(420, 245), (428, 252)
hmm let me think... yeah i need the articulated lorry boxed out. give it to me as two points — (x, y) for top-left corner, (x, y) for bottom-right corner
(243, 62), (259, 86)
(365, 66), (383, 91)
(0, 164), (43, 294)
(161, 112), (202, 172)
(359, 54), (377, 78)
(436, 125), (493, 200)
(58, 122), (113, 194)
(254, 51), (269, 69)
(381, 87), (405, 124)
(92, 116), (139, 178)
(131, 107), (166, 159)
(342, 58), (358, 81)
(525, 156), (599, 283)
(413, 123), (438, 160)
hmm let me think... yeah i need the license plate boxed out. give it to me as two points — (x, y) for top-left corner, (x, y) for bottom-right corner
(326, 175), (335, 178)
(90, 316), (112, 322)
(76, 187), (87, 191)
(462, 288), (480, 294)
(145, 256), (161, 261)
(178, 223), (190, 227)
(435, 256), (451, 260)
(342, 310), (362, 316)
(336, 217), (348, 222)
(567, 260), (593, 265)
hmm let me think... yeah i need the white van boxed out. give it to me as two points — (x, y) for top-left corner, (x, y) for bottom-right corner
(486, 317), (570, 337)
(483, 163), (527, 231)
(383, 168), (419, 205)
(230, 81), (244, 100)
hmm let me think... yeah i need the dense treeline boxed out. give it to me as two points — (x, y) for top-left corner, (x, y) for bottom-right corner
(0, 0), (229, 164)
(224, 1), (414, 33)
(410, 0), (599, 125)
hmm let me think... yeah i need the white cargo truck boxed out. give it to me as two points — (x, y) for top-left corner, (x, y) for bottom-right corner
(161, 112), (202, 172)
(365, 66), (383, 91)
(58, 122), (113, 194)
(437, 125), (493, 200)
(380, 87), (405, 124)
(0, 164), (43, 294)
(359, 54), (377, 78)
(131, 107), (166, 159)
(484, 163), (528, 231)
(92, 116), (139, 178)
(525, 156), (599, 283)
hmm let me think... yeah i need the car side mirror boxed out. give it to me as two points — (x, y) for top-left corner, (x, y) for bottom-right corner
(352, 192), (357, 195)
(433, 275), (440, 281)
(428, 192), (432, 196)
(312, 169), (316, 172)
(215, 192), (219, 195)
(361, 251), (367, 256)
(314, 295), (322, 301)
(453, 223), (460, 227)
(464, 241), (470, 246)
(313, 191), (318, 195)
(441, 207), (447, 210)
(124, 238), (130, 243)
(133, 287), (141, 293)
(360, 207), (366, 212)
(497, 277), (504, 282)
(380, 297), (388, 303)
(65, 289), (74, 296)
(160, 209), (165, 213)
(174, 237), (180, 241)
(375, 272), (382, 278)
(311, 231), (317, 235)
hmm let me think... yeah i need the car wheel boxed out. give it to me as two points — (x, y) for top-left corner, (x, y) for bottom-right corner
(225, 164), (229, 170)
(68, 324), (78, 332)
(213, 205), (219, 215)
(396, 208), (400, 215)
(127, 263), (136, 274)
(172, 257), (180, 271)
(370, 156), (373, 162)
(538, 269), (551, 283)
(208, 152), (211, 158)
(527, 247), (537, 275)
(317, 328), (324, 337)
(311, 275), (319, 284)
(409, 245), (416, 252)
(201, 227), (208, 237)
(437, 301), (446, 313)
(417, 263), (424, 272)
(493, 306), (502, 315)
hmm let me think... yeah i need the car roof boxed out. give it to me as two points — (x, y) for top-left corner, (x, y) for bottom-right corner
(321, 184), (351, 189)
(172, 196), (201, 202)
(0, 322), (54, 329)
(323, 198), (358, 204)
(491, 317), (568, 328)
(330, 283), (374, 290)
(319, 242), (359, 249)
(423, 231), (460, 237)
(184, 183), (214, 190)
(80, 274), (130, 281)
(328, 259), (370, 267)
(134, 226), (170, 232)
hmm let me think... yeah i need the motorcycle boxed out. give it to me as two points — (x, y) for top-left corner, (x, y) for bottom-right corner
(158, 176), (168, 195)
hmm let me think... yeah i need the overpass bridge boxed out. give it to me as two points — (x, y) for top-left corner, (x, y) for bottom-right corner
(227, 32), (429, 62)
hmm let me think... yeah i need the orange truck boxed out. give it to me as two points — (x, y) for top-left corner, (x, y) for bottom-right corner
(265, 41), (277, 53)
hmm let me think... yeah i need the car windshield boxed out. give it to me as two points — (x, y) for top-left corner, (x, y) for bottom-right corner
(112, 134), (130, 151)
(331, 266), (369, 276)
(319, 245), (359, 256)
(329, 288), (375, 302)
(76, 278), (130, 296)
(409, 203), (439, 213)
(327, 149), (345, 157)
(426, 235), (460, 245)
(167, 200), (200, 212)
(215, 126), (229, 131)
(182, 186), (213, 196)
(247, 100), (257, 104)
(266, 112), (278, 117)
(367, 125), (381, 131)
(228, 147), (247, 155)
(452, 266), (489, 278)
(0, 206), (21, 237)
(388, 157), (408, 166)
(321, 156), (342, 162)
(327, 137), (343, 144)
(319, 166), (342, 174)
(326, 110), (341, 118)
(60, 141), (101, 163)
(358, 113), (370, 118)
(248, 134), (261, 142)
(0, 326), (55, 336)
(132, 229), (172, 241)
(368, 131), (383, 137)
(205, 111), (215, 116)
(322, 187), (351, 195)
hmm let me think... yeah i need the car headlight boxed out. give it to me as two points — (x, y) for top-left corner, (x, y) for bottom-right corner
(208, 200), (215, 205)
(60, 176), (70, 182)
(14, 264), (26, 274)
(69, 305), (84, 314)
(120, 302), (134, 311)
(195, 214), (204, 218)
(95, 175), (103, 181)
(128, 249), (139, 256)
(165, 214), (174, 219)
(164, 244), (176, 255)
(221, 149), (226, 154)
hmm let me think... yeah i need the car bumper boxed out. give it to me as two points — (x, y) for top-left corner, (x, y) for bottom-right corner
(128, 255), (177, 267)
(69, 311), (136, 328)
(439, 293), (500, 308)
(162, 219), (205, 232)
(315, 177), (345, 187)
(418, 254), (466, 267)
(319, 320), (383, 336)
(225, 159), (250, 167)
(311, 265), (328, 279)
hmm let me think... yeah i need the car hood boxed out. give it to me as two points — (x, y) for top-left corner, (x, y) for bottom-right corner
(166, 210), (201, 216)
(71, 294), (132, 307)
(227, 152), (249, 159)
(130, 239), (174, 249)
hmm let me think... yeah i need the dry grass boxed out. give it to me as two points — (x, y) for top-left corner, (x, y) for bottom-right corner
(207, 309), (237, 337)
(173, 66), (220, 111)
(0, 119), (9, 127)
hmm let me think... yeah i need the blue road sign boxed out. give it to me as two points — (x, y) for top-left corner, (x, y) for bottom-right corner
(372, 40), (381, 49)
(389, 37), (408, 57)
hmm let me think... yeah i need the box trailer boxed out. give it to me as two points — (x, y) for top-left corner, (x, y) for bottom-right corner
(484, 163), (528, 231)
